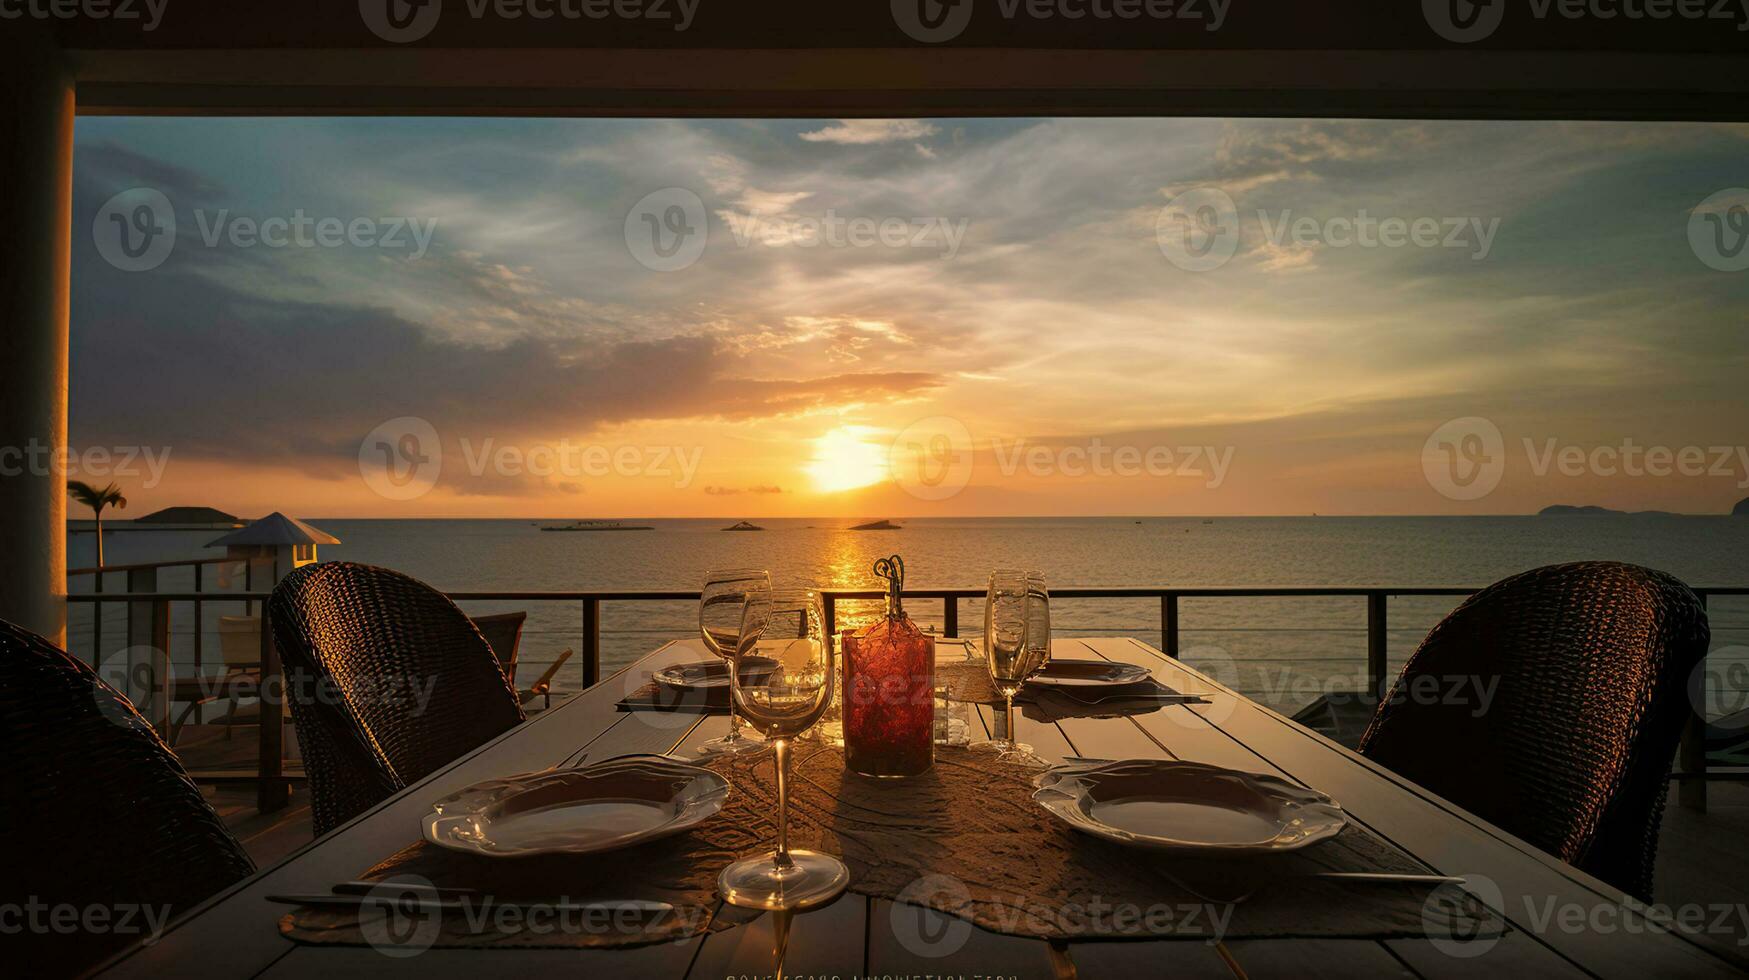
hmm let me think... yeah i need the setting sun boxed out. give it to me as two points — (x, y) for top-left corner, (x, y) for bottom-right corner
(803, 427), (890, 494)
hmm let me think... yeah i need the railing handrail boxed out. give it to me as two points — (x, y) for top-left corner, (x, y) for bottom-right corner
(66, 584), (1749, 602)
(69, 580), (1749, 814)
(66, 556), (244, 577)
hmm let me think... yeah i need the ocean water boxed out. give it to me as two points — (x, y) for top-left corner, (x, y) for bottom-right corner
(66, 516), (1749, 716)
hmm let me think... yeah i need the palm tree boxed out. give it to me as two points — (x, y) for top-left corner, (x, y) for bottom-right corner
(68, 480), (127, 568)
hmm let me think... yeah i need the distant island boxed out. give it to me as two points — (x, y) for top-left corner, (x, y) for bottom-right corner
(134, 506), (242, 527)
(1537, 505), (1680, 517)
(540, 520), (654, 532)
(848, 519), (901, 531)
(722, 521), (764, 531)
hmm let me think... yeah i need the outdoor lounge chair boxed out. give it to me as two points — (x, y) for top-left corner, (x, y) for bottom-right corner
(1358, 561), (1710, 900)
(470, 611), (574, 709)
(270, 562), (525, 835)
(165, 614), (264, 744)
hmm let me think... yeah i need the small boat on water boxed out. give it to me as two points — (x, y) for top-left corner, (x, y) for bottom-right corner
(540, 520), (655, 532)
(723, 521), (764, 531)
(848, 519), (901, 531)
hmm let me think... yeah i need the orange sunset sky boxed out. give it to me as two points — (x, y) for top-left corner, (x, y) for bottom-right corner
(68, 117), (1749, 518)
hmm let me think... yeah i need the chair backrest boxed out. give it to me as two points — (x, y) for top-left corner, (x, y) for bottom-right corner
(269, 562), (525, 834)
(0, 617), (256, 975)
(1357, 561), (1709, 899)
(218, 614), (261, 670)
(470, 611), (527, 683)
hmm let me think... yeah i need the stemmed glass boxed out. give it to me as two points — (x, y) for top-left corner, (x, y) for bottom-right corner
(695, 568), (771, 759)
(973, 569), (1051, 767)
(718, 588), (849, 911)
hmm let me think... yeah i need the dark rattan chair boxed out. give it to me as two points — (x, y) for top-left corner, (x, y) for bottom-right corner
(1357, 561), (1710, 900)
(0, 617), (256, 976)
(270, 562), (525, 835)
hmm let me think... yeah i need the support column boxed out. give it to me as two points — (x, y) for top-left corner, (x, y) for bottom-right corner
(0, 35), (75, 646)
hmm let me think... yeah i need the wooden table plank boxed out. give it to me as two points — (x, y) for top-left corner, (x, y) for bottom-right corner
(682, 895), (867, 979)
(971, 701), (1077, 762)
(1063, 939), (1237, 979)
(256, 942), (702, 979)
(98, 641), (708, 978)
(1387, 935), (1583, 980)
(1086, 636), (1744, 980)
(867, 898), (1064, 980)
(1222, 938), (1417, 978)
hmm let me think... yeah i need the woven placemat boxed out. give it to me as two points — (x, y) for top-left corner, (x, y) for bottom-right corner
(282, 745), (1501, 950)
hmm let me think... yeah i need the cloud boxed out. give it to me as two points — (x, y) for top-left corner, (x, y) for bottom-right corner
(799, 119), (939, 145)
(67, 115), (1749, 514)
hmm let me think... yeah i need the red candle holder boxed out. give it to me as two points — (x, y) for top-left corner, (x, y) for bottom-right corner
(842, 556), (934, 778)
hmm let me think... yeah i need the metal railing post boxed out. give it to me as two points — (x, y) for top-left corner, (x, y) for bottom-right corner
(944, 596), (958, 638)
(581, 598), (601, 689)
(822, 593), (836, 643)
(193, 562), (204, 670)
(1162, 592), (1179, 658)
(1366, 592), (1388, 701)
(91, 566), (103, 666)
(125, 567), (167, 727)
(1680, 591), (1709, 812)
(257, 606), (287, 813)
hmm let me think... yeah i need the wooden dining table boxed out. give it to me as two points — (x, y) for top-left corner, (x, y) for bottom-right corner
(100, 636), (1746, 979)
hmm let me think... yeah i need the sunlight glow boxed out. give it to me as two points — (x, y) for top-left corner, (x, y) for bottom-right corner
(804, 428), (889, 494)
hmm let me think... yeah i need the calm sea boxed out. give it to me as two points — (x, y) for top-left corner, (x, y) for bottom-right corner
(66, 516), (1749, 716)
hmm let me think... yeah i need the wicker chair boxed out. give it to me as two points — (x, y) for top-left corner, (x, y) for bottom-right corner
(0, 617), (256, 975)
(269, 562), (525, 835)
(1357, 561), (1709, 900)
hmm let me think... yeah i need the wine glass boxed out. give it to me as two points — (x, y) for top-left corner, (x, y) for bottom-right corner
(972, 569), (1051, 767)
(718, 588), (849, 911)
(695, 568), (771, 759)
(1026, 569), (1051, 671)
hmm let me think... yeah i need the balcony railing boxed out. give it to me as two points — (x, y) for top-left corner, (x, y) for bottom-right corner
(64, 576), (1749, 815)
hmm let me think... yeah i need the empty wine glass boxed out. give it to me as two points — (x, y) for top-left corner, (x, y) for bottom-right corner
(1026, 569), (1051, 671)
(972, 569), (1051, 767)
(695, 568), (771, 759)
(718, 588), (848, 911)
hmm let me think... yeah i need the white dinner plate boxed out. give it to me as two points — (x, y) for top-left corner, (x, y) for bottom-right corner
(1034, 760), (1346, 855)
(1026, 659), (1153, 689)
(423, 755), (730, 857)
